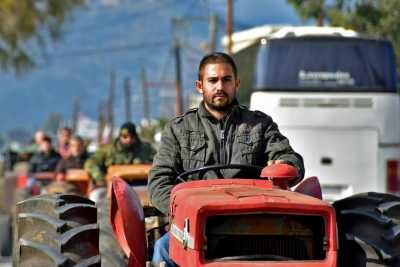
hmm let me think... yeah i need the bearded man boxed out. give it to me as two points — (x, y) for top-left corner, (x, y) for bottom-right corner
(148, 52), (304, 267)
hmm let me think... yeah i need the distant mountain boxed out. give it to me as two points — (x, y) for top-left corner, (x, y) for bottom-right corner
(0, 0), (301, 136)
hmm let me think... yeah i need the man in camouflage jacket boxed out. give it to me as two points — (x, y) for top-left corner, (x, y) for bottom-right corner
(85, 122), (155, 184)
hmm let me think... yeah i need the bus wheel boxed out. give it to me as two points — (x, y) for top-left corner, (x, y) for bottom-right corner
(333, 192), (400, 267)
(14, 194), (100, 267)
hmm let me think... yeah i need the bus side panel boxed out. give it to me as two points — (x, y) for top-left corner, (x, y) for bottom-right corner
(282, 128), (378, 202)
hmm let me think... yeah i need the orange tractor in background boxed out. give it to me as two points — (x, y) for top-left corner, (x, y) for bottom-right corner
(33, 164), (150, 198)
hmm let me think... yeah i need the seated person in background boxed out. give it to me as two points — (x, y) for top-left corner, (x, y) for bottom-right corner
(22, 129), (47, 157)
(57, 127), (72, 158)
(34, 130), (46, 146)
(29, 135), (61, 174)
(84, 122), (156, 186)
(55, 136), (88, 181)
(31, 129), (46, 152)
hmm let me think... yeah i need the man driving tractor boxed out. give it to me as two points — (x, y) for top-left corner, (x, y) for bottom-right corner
(148, 52), (305, 266)
(85, 122), (155, 187)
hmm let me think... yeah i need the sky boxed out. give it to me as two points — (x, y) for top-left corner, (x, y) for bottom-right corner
(0, 0), (303, 139)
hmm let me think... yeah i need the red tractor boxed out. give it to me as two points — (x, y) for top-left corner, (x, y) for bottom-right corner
(111, 163), (400, 267)
(13, 164), (400, 267)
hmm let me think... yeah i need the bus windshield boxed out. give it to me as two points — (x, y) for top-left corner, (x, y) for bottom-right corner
(254, 37), (397, 92)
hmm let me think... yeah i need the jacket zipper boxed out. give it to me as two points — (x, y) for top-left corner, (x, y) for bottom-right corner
(219, 121), (225, 164)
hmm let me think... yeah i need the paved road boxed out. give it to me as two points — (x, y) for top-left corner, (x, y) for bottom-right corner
(0, 257), (11, 267)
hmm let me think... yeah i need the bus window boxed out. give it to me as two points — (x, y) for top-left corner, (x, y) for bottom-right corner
(254, 37), (397, 92)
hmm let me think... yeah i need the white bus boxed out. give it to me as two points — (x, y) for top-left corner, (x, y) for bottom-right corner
(250, 27), (400, 201)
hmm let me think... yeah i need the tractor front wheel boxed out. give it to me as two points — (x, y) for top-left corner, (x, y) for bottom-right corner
(334, 192), (400, 267)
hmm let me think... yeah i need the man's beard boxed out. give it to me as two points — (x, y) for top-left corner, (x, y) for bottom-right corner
(120, 142), (135, 151)
(204, 91), (234, 112)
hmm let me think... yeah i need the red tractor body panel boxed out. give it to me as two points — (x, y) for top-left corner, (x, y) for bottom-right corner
(111, 176), (147, 266)
(169, 179), (337, 267)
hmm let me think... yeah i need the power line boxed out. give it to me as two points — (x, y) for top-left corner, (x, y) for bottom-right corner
(48, 41), (167, 59)
(64, 1), (176, 36)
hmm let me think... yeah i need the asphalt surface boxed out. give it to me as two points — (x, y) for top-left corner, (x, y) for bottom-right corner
(0, 257), (11, 267)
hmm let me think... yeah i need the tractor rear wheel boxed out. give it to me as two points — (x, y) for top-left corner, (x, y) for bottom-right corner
(0, 209), (12, 257)
(44, 181), (79, 194)
(14, 193), (100, 267)
(333, 192), (400, 267)
(97, 198), (127, 267)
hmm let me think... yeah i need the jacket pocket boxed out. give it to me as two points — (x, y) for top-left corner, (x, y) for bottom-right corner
(237, 133), (263, 164)
(181, 131), (206, 170)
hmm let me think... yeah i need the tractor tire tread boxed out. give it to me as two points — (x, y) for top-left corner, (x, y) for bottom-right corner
(96, 198), (127, 267)
(334, 192), (400, 267)
(14, 193), (99, 267)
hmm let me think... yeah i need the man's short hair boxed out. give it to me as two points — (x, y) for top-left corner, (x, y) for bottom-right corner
(59, 127), (72, 134)
(42, 135), (52, 144)
(198, 52), (238, 80)
(71, 135), (84, 144)
(119, 122), (137, 137)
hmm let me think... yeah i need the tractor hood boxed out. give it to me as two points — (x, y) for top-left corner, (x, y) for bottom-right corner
(169, 179), (337, 267)
(170, 179), (332, 221)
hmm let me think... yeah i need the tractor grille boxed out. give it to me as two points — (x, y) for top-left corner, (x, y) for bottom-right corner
(205, 213), (326, 261)
(206, 235), (310, 260)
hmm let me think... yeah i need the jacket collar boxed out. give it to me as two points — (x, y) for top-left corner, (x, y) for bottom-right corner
(198, 99), (240, 121)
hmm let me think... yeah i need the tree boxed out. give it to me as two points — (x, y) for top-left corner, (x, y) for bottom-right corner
(329, 0), (400, 70)
(0, 0), (85, 73)
(287, 0), (329, 26)
(138, 118), (168, 146)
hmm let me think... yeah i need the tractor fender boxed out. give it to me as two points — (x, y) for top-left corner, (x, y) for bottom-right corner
(294, 176), (322, 199)
(110, 176), (147, 267)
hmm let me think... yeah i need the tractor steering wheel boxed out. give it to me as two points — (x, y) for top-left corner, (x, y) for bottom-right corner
(175, 164), (263, 183)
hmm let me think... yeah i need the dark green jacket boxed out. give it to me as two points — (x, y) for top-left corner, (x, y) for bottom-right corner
(84, 139), (155, 181)
(148, 102), (305, 215)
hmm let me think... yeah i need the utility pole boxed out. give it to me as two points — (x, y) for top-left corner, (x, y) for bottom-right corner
(107, 71), (115, 141)
(173, 18), (184, 116)
(124, 77), (132, 122)
(97, 101), (106, 144)
(174, 39), (183, 116)
(209, 14), (218, 53)
(141, 68), (150, 122)
(226, 0), (233, 54)
(140, 65), (176, 121)
(71, 96), (80, 134)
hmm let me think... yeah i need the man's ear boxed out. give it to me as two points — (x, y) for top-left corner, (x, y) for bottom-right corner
(195, 80), (203, 94)
(235, 79), (241, 90)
